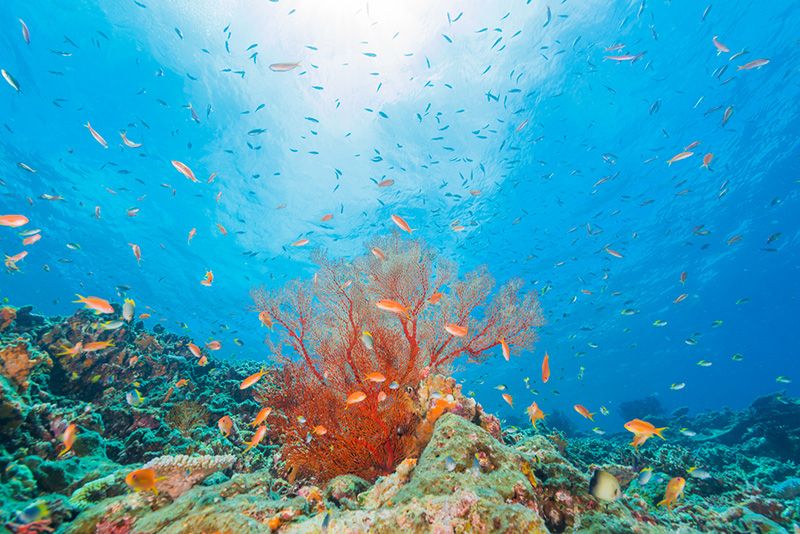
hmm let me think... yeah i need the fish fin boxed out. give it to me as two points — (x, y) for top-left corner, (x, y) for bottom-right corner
(657, 498), (666, 507)
(655, 427), (667, 439)
(57, 447), (70, 458)
(73, 294), (86, 303)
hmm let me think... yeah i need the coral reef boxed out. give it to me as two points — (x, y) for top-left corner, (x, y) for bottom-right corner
(2, 303), (800, 534)
(252, 236), (544, 483)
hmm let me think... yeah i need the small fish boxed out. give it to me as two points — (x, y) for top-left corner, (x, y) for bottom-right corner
(731, 353), (744, 362)
(712, 36), (729, 55)
(364, 372), (386, 383)
(375, 299), (408, 317)
(574, 404), (595, 420)
(776, 376), (792, 384)
(653, 320), (668, 327)
(592, 427), (605, 435)
(502, 393), (514, 407)
(388, 381), (400, 390)
(499, 338), (510, 361)
(120, 131), (142, 148)
(670, 383), (686, 391)
(126, 389), (144, 406)
(688, 466), (711, 480)
(658, 477), (686, 509)
(667, 151), (693, 165)
(673, 293), (688, 304)
(251, 406), (272, 427)
(722, 106), (734, 126)
(428, 292), (443, 305)
(125, 468), (166, 495)
(129, 243), (142, 265)
(605, 247), (623, 258)
(345, 391), (367, 407)
(240, 367), (267, 389)
(74, 294), (114, 314)
(15, 501), (49, 524)
(244, 425), (267, 453)
(200, 270), (214, 286)
(218, 415), (234, 438)
(697, 360), (712, 367)
(680, 428), (697, 437)
(0, 215), (29, 228)
(1, 69), (21, 92)
(291, 238), (309, 247)
(57, 423), (77, 458)
(19, 19), (31, 44)
(122, 298), (135, 322)
(542, 352), (550, 383)
(371, 247), (386, 261)
(737, 58), (769, 70)
(391, 214), (413, 233)
(600, 406), (609, 416)
(589, 470), (621, 502)
(638, 467), (653, 485)
(445, 323), (468, 337)
(85, 121), (109, 148)
(172, 160), (198, 182)
(269, 62), (300, 72)
(701, 153), (714, 169)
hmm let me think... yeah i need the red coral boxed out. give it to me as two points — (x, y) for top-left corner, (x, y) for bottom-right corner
(0, 306), (16, 331)
(6, 519), (54, 533)
(95, 515), (134, 534)
(252, 236), (543, 482)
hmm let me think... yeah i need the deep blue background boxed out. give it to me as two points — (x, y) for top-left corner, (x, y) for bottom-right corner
(1, 0), (798, 433)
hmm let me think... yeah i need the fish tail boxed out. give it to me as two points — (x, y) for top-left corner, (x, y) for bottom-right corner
(589, 413), (595, 421)
(243, 443), (254, 453)
(73, 294), (86, 304)
(57, 447), (70, 458)
(657, 498), (667, 507)
(655, 427), (667, 439)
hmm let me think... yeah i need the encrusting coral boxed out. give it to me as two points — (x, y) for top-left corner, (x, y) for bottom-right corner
(251, 235), (544, 483)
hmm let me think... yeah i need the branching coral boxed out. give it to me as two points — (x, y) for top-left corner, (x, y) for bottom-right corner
(140, 454), (236, 499)
(164, 400), (210, 436)
(251, 235), (543, 482)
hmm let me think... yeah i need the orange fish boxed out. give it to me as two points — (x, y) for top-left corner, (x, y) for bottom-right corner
(188, 343), (203, 358)
(172, 160), (198, 182)
(320, 213), (333, 222)
(500, 338), (510, 361)
(83, 341), (114, 352)
(188, 228), (196, 245)
(208, 173), (218, 184)
(125, 468), (165, 495)
(345, 391), (367, 408)
(371, 247), (386, 261)
(23, 233), (41, 246)
(74, 294), (114, 314)
(201, 270), (214, 286)
(251, 406), (272, 427)
(364, 372), (386, 383)
(217, 223), (228, 235)
(667, 151), (693, 165)
(244, 425), (267, 453)
(377, 391), (387, 402)
(680, 271), (687, 284)
(445, 324), (468, 337)
(240, 367), (267, 390)
(542, 352), (550, 383)
(629, 432), (652, 449)
(684, 141), (701, 151)
(218, 415), (234, 438)
(128, 243), (142, 265)
(701, 153), (714, 169)
(139, 313), (151, 320)
(502, 393), (514, 407)
(377, 179), (394, 187)
(258, 310), (273, 328)
(391, 214), (413, 233)
(658, 477), (686, 509)
(428, 292), (443, 304)
(624, 418), (667, 439)
(206, 340), (222, 351)
(605, 247), (623, 259)
(85, 121), (108, 148)
(527, 402), (546, 429)
(57, 423), (77, 458)
(175, 379), (189, 388)
(673, 293), (688, 304)
(198, 355), (208, 366)
(375, 299), (409, 317)
(58, 342), (83, 357)
(0, 214), (29, 227)
(574, 404), (595, 421)
(312, 425), (327, 436)
(291, 238), (309, 247)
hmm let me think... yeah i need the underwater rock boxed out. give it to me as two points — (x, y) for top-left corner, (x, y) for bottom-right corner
(0, 376), (28, 437)
(0, 341), (48, 391)
(324, 474), (370, 509)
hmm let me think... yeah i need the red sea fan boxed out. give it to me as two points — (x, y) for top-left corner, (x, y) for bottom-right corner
(251, 236), (543, 483)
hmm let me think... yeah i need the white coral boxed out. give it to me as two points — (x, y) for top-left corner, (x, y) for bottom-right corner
(142, 454), (236, 499)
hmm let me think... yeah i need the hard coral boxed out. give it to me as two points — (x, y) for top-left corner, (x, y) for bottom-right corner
(141, 453), (236, 499)
(0, 306), (16, 331)
(252, 236), (543, 483)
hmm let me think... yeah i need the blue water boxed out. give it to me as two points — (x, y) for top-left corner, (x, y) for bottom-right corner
(1, 0), (798, 432)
